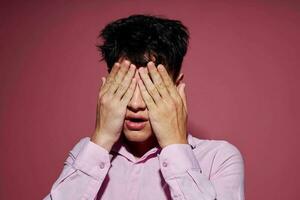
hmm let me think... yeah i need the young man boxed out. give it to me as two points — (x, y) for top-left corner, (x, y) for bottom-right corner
(44, 15), (244, 200)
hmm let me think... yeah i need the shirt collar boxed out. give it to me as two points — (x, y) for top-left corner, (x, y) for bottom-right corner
(109, 133), (196, 163)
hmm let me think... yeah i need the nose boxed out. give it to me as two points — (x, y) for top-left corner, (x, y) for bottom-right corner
(127, 69), (147, 112)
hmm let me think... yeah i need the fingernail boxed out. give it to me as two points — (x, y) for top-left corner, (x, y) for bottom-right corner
(130, 64), (136, 69)
(148, 61), (154, 66)
(124, 60), (130, 65)
(157, 64), (163, 71)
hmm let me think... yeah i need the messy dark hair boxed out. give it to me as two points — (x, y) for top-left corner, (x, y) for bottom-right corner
(97, 14), (190, 81)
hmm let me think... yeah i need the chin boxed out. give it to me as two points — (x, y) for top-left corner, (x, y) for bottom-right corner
(122, 123), (153, 143)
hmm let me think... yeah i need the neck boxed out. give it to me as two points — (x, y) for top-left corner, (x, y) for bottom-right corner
(122, 134), (159, 159)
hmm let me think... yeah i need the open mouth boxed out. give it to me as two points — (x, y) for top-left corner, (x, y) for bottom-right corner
(125, 116), (148, 130)
(128, 118), (147, 122)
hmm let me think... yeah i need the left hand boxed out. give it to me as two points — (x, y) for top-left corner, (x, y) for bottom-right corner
(138, 61), (188, 148)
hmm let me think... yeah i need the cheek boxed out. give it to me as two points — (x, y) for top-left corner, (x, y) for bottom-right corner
(145, 121), (152, 131)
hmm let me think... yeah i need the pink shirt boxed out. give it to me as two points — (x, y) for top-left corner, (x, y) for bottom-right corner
(43, 134), (244, 200)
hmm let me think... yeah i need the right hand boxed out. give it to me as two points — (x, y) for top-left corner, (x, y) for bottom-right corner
(91, 60), (137, 151)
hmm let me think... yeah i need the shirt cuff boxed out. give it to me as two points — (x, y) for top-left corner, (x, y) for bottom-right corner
(73, 140), (111, 181)
(158, 144), (201, 179)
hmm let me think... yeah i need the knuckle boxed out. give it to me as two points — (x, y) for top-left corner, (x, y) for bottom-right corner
(111, 80), (119, 89)
(106, 77), (114, 84)
(123, 76), (131, 85)
(98, 92), (103, 100)
(121, 93), (129, 100)
(144, 96), (152, 104)
(116, 78), (122, 85)
(126, 85), (133, 93)
(120, 97), (127, 104)
(175, 97), (183, 106)
(147, 96), (154, 102)
(99, 95), (108, 105)
(106, 98), (117, 108)
(165, 81), (172, 88)
(155, 81), (164, 90)
(149, 87), (157, 96)
(119, 67), (127, 74)
(168, 100), (176, 109)
(128, 67), (135, 75)
(118, 83), (126, 92)
(172, 98), (179, 105)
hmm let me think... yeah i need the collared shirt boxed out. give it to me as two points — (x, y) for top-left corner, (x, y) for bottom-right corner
(43, 134), (244, 200)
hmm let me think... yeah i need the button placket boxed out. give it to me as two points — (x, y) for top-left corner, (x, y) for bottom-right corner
(127, 163), (143, 200)
(135, 166), (141, 175)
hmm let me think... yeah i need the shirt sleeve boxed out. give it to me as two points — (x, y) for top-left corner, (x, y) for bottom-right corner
(158, 142), (244, 200)
(43, 137), (111, 200)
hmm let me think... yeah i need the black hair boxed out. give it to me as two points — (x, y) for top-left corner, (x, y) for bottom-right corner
(97, 14), (189, 81)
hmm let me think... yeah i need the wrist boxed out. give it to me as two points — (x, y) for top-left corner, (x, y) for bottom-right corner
(159, 138), (188, 148)
(91, 132), (115, 152)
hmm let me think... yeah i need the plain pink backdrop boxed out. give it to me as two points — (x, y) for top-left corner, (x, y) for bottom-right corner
(0, 1), (299, 199)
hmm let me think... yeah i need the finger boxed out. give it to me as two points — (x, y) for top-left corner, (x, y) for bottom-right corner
(121, 77), (137, 104)
(107, 60), (131, 95)
(115, 64), (136, 99)
(178, 83), (187, 112)
(147, 62), (170, 99)
(137, 79), (156, 110)
(100, 63), (120, 96)
(157, 64), (179, 100)
(138, 67), (161, 103)
(98, 77), (106, 95)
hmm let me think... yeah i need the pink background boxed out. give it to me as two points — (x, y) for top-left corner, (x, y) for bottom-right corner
(0, 1), (299, 199)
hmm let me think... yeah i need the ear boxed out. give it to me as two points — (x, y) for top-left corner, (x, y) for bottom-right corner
(175, 73), (184, 86)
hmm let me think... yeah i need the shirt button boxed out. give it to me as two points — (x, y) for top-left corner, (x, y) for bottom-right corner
(99, 162), (105, 169)
(162, 161), (168, 167)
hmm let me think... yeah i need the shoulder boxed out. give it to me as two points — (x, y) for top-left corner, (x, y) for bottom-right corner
(189, 134), (243, 157)
(188, 134), (244, 176)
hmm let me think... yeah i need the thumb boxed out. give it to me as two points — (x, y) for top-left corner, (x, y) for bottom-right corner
(178, 83), (187, 112)
(98, 77), (106, 97)
(101, 77), (106, 86)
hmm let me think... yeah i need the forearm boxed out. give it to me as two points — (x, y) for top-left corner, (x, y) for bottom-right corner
(43, 138), (111, 200)
(158, 144), (216, 200)
(158, 142), (244, 200)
